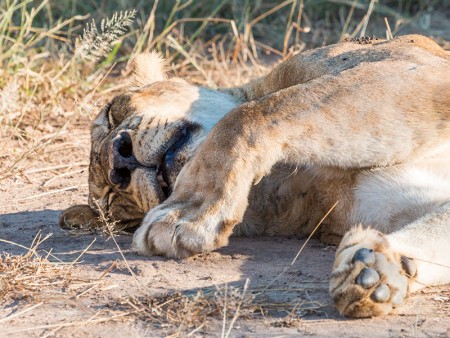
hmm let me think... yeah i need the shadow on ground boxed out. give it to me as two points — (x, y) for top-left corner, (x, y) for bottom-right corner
(1, 209), (449, 336)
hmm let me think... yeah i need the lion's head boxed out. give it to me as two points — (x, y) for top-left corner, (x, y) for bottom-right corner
(60, 53), (241, 231)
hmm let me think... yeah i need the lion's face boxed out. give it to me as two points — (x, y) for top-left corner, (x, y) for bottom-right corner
(61, 53), (240, 230)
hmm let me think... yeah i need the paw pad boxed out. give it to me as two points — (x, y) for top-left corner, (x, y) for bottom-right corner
(401, 256), (417, 277)
(352, 248), (375, 265)
(392, 291), (404, 305)
(371, 284), (390, 302)
(331, 229), (411, 317)
(352, 247), (408, 307)
(356, 267), (380, 288)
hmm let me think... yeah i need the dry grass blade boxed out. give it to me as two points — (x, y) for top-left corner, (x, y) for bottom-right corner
(260, 201), (338, 292)
(384, 17), (393, 40)
(408, 258), (450, 269)
(223, 278), (250, 338)
(15, 184), (88, 201)
(23, 163), (89, 174)
(7, 312), (132, 334)
(42, 169), (86, 187)
(66, 238), (96, 269)
(360, 0), (377, 37)
(291, 201), (338, 265)
(92, 199), (148, 292)
(0, 302), (43, 323)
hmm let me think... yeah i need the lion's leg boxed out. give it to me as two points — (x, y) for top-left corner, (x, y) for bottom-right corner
(330, 203), (450, 317)
(388, 205), (450, 291)
(132, 60), (449, 258)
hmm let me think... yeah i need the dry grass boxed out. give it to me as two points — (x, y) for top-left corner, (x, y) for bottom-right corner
(0, 233), (134, 335)
(0, 234), (111, 305)
(119, 284), (255, 335)
(1, 0), (447, 179)
(114, 281), (328, 336)
(0, 234), (66, 303)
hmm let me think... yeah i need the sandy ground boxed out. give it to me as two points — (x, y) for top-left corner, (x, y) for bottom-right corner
(0, 126), (449, 338)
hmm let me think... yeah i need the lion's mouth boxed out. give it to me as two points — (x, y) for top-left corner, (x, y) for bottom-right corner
(154, 125), (195, 199)
(156, 165), (170, 198)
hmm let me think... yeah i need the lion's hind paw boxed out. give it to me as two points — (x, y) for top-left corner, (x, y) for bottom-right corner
(329, 228), (415, 317)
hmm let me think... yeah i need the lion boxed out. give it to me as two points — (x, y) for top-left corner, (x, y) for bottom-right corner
(61, 34), (450, 318)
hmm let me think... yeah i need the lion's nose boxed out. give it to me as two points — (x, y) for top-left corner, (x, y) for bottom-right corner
(110, 131), (139, 190)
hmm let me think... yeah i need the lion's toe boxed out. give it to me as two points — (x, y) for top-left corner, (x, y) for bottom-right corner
(371, 283), (390, 302)
(59, 205), (102, 230)
(355, 266), (380, 288)
(132, 202), (219, 259)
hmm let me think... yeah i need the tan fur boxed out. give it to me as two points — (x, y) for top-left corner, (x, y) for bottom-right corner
(60, 35), (450, 318)
(131, 52), (167, 87)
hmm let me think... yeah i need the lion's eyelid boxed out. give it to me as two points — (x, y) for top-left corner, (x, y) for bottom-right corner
(108, 192), (116, 208)
(105, 102), (114, 129)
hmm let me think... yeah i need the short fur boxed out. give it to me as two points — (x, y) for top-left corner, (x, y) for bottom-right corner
(61, 35), (450, 318)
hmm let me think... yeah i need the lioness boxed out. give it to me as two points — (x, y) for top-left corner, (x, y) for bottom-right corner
(61, 35), (450, 318)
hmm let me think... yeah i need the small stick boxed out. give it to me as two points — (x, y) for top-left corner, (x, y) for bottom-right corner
(16, 184), (88, 201)
(0, 302), (43, 323)
(42, 169), (86, 187)
(384, 17), (393, 40)
(67, 238), (96, 270)
(291, 201), (339, 265)
(24, 162), (88, 174)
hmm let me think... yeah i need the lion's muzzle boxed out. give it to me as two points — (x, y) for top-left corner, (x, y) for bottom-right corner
(109, 131), (143, 190)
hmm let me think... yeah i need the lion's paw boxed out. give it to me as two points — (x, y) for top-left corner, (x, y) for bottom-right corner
(132, 200), (235, 259)
(329, 227), (416, 317)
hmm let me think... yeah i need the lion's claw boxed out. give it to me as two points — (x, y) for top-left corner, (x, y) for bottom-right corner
(132, 196), (234, 259)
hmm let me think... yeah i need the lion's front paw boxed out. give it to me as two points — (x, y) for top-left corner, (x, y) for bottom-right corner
(329, 227), (416, 317)
(132, 200), (235, 259)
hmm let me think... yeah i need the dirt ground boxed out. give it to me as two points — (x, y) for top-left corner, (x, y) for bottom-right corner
(0, 125), (449, 337)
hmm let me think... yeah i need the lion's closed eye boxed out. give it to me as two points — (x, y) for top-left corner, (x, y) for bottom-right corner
(104, 102), (113, 129)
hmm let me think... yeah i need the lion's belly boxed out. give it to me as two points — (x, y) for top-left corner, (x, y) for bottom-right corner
(234, 165), (326, 238)
(234, 159), (450, 241)
(234, 165), (357, 240)
(351, 159), (450, 233)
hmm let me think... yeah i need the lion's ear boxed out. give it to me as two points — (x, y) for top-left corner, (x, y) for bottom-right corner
(59, 204), (103, 230)
(131, 51), (167, 87)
